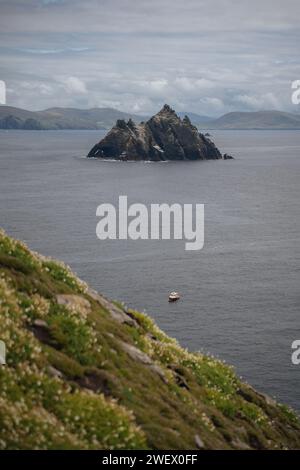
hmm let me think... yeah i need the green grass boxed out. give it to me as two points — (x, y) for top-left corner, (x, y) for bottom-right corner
(42, 260), (83, 293)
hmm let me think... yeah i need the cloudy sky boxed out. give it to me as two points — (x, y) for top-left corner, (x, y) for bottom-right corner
(0, 0), (299, 115)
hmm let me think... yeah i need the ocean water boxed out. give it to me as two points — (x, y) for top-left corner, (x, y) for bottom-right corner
(0, 129), (299, 411)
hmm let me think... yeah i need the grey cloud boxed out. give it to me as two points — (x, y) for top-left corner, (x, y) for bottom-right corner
(1, 0), (300, 34)
(0, 0), (299, 114)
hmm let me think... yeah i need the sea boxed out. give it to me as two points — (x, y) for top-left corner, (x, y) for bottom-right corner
(0, 129), (299, 411)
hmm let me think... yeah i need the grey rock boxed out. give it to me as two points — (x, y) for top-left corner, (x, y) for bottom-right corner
(47, 366), (63, 379)
(195, 434), (205, 449)
(56, 294), (91, 315)
(32, 319), (48, 328)
(231, 438), (251, 450)
(261, 393), (277, 408)
(149, 364), (168, 383)
(87, 288), (138, 326)
(87, 104), (222, 161)
(119, 340), (152, 364)
(118, 340), (168, 383)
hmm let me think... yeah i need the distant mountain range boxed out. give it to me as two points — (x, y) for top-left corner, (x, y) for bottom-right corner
(1, 106), (300, 130)
(177, 111), (215, 125)
(0, 106), (147, 130)
(204, 110), (300, 130)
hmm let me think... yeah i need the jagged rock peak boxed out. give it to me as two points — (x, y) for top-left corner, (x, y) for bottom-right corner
(127, 118), (136, 130)
(115, 119), (127, 130)
(183, 115), (193, 127)
(87, 104), (223, 161)
(157, 104), (177, 116)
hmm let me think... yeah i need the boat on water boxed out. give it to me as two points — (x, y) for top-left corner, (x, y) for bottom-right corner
(168, 292), (180, 302)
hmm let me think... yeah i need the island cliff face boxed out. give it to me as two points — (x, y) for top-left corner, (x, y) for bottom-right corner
(87, 104), (222, 161)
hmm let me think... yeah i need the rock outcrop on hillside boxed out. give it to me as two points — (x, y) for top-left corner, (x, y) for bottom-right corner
(1, 229), (299, 450)
(87, 104), (223, 161)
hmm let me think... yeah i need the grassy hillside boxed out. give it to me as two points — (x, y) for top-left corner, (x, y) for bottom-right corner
(0, 228), (299, 450)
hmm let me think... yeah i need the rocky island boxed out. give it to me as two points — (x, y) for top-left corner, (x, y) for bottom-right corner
(0, 228), (299, 450)
(87, 104), (228, 161)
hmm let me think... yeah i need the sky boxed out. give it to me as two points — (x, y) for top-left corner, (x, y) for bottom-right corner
(0, 0), (299, 116)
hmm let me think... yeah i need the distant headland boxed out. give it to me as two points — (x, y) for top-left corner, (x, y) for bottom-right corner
(1, 105), (300, 130)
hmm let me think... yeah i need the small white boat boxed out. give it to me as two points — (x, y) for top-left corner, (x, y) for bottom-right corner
(168, 291), (180, 302)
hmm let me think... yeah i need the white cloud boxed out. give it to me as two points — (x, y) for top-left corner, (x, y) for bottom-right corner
(135, 79), (168, 94)
(235, 92), (281, 110)
(200, 97), (224, 112)
(58, 76), (87, 94)
(148, 79), (168, 91)
(235, 94), (262, 109)
(175, 77), (214, 92)
(1, 0), (300, 34)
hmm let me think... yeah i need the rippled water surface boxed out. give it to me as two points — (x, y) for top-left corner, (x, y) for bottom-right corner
(1, 129), (299, 410)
